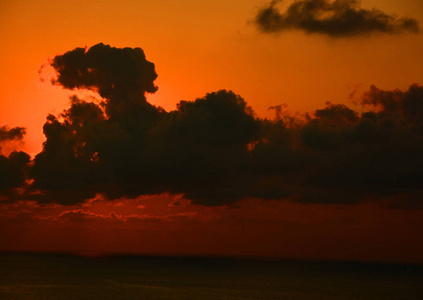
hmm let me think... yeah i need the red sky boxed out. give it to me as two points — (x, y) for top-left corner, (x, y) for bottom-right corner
(1, 0), (423, 263)
(2, 196), (423, 263)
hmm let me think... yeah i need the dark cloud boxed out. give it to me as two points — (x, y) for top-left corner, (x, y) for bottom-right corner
(0, 125), (26, 142)
(255, 0), (419, 37)
(246, 84), (423, 205)
(29, 44), (261, 205)
(30, 91), (258, 205)
(0, 151), (30, 200)
(297, 86), (423, 203)
(51, 43), (159, 120)
(3, 43), (421, 208)
(142, 90), (259, 205)
(0, 126), (29, 200)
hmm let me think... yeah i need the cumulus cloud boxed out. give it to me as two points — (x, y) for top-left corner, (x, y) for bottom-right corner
(30, 44), (259, 206)
(0, 151), (30, 195)
(0, 126), (30, 200)
(2, 43), (422, 208)
(255, 0), (419, 37)
(50, 43), (159, 120)
(29, 88), (258, 205)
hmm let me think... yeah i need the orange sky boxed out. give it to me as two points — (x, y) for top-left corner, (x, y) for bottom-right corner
(1, 0), (423, 263)
(1, 0), (423, 155)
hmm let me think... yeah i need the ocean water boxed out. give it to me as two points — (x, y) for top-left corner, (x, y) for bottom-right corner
(0, 253), (421, 299)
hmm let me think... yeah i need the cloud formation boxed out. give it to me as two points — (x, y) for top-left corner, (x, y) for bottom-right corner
(0, 125), (26, 142)
(0, 151), (30, 199)
(1, 43), (422, 208)
(255, 0), (419, 37)
(0, 126), (29, 199)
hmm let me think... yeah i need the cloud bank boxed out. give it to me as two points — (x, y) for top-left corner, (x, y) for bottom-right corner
(1, 43), (422, 208)
(255, 0), (419, 37)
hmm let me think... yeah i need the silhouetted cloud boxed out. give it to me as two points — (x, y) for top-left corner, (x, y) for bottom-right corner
(0, 126), (29, 199)
(255, 0), (419, 37)
(0, 151), (30, 199)
(0, 125), (25, 142)
(51, 43), (159, 119)
(3, 43), (423, 208)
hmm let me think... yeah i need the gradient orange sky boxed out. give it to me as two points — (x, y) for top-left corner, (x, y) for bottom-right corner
(1, 0), (423, 263)
(2, 0), (423, 155)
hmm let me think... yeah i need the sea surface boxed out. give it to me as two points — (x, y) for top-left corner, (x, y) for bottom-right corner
(0, 252), (422, 299)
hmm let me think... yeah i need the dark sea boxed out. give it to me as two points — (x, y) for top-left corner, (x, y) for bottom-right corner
(0, 253), (421, 299)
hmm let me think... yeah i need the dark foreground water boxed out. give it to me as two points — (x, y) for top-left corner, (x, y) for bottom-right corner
(0, 253), (422, 300)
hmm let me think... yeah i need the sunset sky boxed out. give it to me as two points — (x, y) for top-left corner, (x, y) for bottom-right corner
(1, 0), (423, 263)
